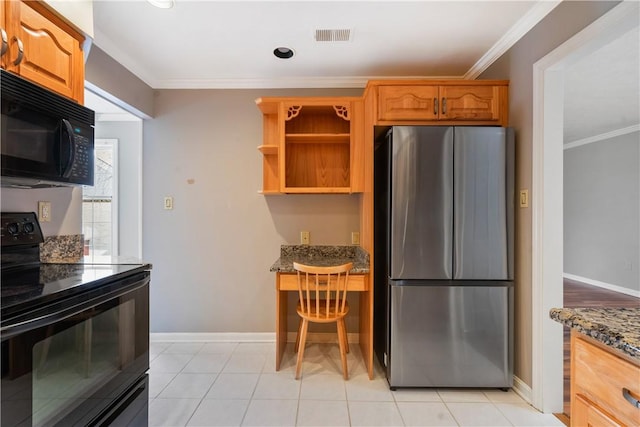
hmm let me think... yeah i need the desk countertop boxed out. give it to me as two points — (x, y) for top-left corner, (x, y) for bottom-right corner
(270, 245), (370, 274)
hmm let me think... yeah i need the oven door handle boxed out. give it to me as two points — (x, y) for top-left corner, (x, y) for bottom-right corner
(0, 278), (148, 339)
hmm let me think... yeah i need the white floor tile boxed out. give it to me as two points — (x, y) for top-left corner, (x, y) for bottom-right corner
(149, 372), (177, 399)
(163, 343), (205, 354)
(300, 374), (347, 400)
(446, 402), (511, 426)
(148, 398), (200, 427)
(234, 342), (275, 354)
(223, 353), (267, 373)
(241, 399), (298, 426)
(296, 400), (350, 426)
(484, 389), (527, 403)
(199, 342), (238, 354)
(495, 403), (565, 426)
(186, 399), (249, 426)
(345, 373), (394, 402)
(253, 373), (301, 399)
(150, 342), (171, 357)
(150, 353), (193, 373)
(158, 373), (217, 399)
(392, 388), (442, 402)
(348, 401), (404, 427)
(438, 389), (491, 402)
(206, 373), (259, 399)
(182, 353), (230, 373)
(397, 402), (458, 426)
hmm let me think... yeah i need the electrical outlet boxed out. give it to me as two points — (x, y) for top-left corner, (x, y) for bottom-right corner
(351, 231), (360, 245)
(300, 231), (310, 245)
(38, 201), (52, 222)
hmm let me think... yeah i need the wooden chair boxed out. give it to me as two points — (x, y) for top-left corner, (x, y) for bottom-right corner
(293, 261), (353, 380)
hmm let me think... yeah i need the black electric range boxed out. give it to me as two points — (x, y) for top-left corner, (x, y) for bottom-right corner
(1, 212), (151, 427)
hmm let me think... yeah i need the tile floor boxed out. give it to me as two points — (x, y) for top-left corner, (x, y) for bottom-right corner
(149, 341), (564, 427)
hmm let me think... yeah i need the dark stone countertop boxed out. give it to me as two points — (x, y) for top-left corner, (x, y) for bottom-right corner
(550, 307), (640, 360)
(270, 245), (370, 274)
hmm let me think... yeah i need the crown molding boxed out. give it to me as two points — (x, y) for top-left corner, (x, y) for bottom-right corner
(464, 0), (562, 79)
(564, 124), (640, 150)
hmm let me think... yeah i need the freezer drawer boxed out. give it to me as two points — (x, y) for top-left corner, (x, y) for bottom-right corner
(388, 284), (513, 388)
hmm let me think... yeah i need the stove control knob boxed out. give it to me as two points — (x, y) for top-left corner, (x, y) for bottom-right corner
(7, 222), (19, 235)
(23, 222), (35, 234)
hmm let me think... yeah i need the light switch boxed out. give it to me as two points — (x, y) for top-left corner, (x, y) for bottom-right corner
(164, 196), (173, 210)
(519, 190), (529, 208)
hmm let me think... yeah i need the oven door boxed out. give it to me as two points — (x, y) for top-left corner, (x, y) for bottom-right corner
(1, 272), (150, 427)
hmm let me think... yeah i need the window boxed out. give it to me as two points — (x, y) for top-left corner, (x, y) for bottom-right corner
(83, 139), (118, 258)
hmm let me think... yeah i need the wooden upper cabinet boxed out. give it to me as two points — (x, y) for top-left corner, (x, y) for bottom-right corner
(256, 97), (364, 194)
(374, 80), (509, 126)
(1, 0), (85, 103)
(377, 85), (438, 121)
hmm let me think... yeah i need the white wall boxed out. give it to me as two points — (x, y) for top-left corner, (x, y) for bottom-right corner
(143, 88), (362, 333)
(564, 131), (639, 292)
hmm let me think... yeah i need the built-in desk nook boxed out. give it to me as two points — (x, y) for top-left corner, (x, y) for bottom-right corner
(270, 245), (373, 378)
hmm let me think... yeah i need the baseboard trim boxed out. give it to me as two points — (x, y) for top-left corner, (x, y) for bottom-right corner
(150, 331), (361, 344)
(150, 332), (275, 342)
(513, 376), (533, 404)
(563, 273), (640, 298)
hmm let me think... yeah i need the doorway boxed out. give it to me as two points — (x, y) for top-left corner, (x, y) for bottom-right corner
(531, 0), (639, 413)
(83, 89), (144, 258)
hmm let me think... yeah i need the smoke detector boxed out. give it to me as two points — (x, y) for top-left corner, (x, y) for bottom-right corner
(315, 29), (352, 42)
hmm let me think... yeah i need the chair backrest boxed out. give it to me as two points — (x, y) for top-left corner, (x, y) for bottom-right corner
(293, 262), (353, 320)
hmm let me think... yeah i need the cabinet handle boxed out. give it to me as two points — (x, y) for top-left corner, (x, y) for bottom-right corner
(442, 97), (447, 115)
(433, 98), (438, 115)
(623, 388), (640, 409)
(0, 29), (7, 57)
(12, 36), (24, 66)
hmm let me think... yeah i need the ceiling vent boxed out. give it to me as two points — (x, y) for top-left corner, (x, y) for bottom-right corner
(315, 29), (352, 42)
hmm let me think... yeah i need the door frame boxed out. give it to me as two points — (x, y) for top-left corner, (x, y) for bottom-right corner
(531, 1), (639, 412)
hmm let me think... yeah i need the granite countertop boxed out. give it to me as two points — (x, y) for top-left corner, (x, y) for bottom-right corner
(270, 245), (370, 274)
(550, 307), (640, 360)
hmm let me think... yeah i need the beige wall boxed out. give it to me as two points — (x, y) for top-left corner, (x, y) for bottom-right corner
(479, 0), (619, 386)
(85, 46), (155, 118)
(143, 88), (365, 333)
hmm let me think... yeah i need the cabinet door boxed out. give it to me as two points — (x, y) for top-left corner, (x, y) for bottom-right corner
(5, 1), (84, 102)
(573, 394), (623, 427)
(378, 85), (438, 121)
(439, 85), (501, 121)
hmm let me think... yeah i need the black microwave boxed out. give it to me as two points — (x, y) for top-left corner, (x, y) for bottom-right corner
(1, 70), (95, 187)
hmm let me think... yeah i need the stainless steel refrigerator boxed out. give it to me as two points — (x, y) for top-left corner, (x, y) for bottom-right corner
(373, 126), (514, 389)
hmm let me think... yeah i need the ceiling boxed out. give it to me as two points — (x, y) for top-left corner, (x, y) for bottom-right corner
(88, 1), (639, 142)
(91, 0), (554, 88)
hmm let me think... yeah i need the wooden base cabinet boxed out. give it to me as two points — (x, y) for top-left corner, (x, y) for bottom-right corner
(1, 0), (85, 103)
(570, 331), (640, 427)
(256, 97), (364, 194)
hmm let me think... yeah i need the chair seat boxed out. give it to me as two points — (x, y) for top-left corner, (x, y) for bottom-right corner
(296, 300), (349, 323)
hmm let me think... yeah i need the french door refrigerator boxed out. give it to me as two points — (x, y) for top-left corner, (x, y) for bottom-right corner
(373, 126), (514, 389)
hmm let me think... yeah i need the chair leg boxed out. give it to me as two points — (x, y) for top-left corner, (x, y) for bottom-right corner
(336, 318), (349, 380)
(295, 318), (302, 353)
(295, 319), (309, 380)
(341, 320), (349, 354)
